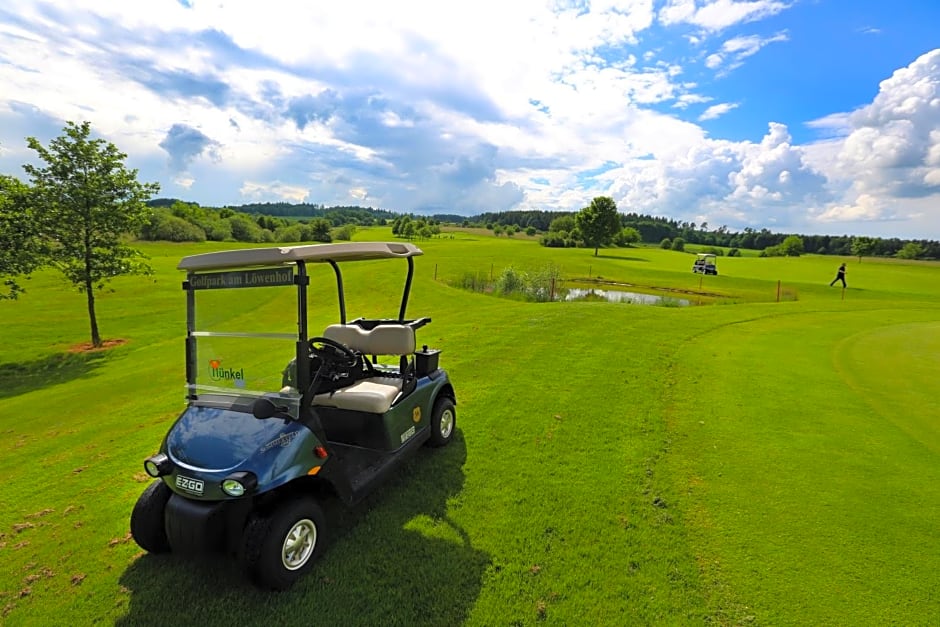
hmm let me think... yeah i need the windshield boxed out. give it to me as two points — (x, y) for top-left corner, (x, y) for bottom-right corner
(186, 266), (301, 404)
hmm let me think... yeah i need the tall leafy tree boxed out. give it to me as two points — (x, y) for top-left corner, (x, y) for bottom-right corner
(576, 196), (621, 256)
(24, 121), (159, 347)
(0, 174), (45, 299)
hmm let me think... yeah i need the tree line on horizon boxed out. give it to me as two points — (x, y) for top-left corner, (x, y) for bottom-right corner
(3, 120), (938, 350)
(151, 198), (940, 260)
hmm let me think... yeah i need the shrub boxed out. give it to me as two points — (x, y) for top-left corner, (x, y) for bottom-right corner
(450, 263), (563, 302)
(660, 238), (672, 249)
(204, 220), (232, 241)
(896, 242), (924, 259)
(141, 211), (206, 242)
(549, 215), (576, 233)
(453, 270), (489, 292)
(616, 227), (641, 247)
(275, 224), (303, 243)
(671, 237), (685, 252)
(728, 248), (741, 257)
(334, 224), (357, 241)
(526, 264), (563, 302)
(304, 218), (333, 242)
(227, 215), (269, 242)
(540, 232), (567, 248)
(494, 266), (526, 295)
(780, 235), (804, 256)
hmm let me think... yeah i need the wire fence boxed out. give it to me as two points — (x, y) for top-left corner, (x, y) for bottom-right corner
(428, 262), (811, 305)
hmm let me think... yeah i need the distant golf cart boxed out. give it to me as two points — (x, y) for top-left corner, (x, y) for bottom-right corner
(130, 242), (456, 590)
(692, 253), (718, 275)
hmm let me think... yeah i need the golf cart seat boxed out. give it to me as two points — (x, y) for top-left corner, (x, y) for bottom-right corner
(321, 323), (415, 358)
(312, 323), (416, 414)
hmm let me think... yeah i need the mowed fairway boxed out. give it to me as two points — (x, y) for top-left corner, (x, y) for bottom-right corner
(0, 230), (937, 626)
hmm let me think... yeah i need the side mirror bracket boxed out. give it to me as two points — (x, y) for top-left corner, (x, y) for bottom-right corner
(252, 397), (292, 420)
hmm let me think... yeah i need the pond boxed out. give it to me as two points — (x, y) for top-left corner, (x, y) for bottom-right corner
(564, 288), (691, 307)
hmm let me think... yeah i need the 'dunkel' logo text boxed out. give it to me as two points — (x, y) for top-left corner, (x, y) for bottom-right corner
(209, 359), (245, 384)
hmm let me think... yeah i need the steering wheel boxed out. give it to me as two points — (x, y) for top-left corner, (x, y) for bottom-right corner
(308, 337), (359, 368)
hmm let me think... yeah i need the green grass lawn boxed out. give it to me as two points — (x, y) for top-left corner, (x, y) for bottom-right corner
(0, 231), (937, 626)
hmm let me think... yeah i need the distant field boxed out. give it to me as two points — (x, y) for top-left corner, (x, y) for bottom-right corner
(0, 229), (937, 626)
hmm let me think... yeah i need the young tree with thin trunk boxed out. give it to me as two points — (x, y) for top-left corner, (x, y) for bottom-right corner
(23, 121), (159, 347)
(0, 174), (45, 300)
(851, 236), (875, 263)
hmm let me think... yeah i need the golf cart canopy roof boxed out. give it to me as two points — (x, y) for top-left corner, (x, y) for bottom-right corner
(178, 242), (423, 272)
(696, 253), (716, 259)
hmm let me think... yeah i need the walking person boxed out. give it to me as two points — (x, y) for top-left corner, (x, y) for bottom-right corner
(829, 262), (847, 288)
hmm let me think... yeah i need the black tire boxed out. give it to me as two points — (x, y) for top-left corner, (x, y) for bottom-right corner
(239, 498), (326, 591)
(427, 397), (456, 447)
(130, 480), (172, 553)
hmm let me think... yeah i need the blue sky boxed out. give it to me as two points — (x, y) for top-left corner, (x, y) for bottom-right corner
(1, 0), (939, 238)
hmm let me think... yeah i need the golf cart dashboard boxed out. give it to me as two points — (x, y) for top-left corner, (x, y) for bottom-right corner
(187, 391), (301, 414)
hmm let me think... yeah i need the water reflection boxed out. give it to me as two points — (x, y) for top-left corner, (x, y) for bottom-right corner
(564, 288), (690, 306)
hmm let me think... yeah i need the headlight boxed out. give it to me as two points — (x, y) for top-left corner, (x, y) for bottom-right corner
(221, 471), (257, 497)
(143, 453), (171, 477)
(221, 479), (245, 497)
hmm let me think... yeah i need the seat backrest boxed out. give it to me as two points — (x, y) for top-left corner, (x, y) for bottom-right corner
(322, 324), (415, 356)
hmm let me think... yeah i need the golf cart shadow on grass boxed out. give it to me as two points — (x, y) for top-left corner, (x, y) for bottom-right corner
(117, 432), (489, 626)
(0, 350), (118, 400)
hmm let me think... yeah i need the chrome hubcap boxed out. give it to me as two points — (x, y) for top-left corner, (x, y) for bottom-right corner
(281, 518), (317, 570)
(439, 409), (454, 439)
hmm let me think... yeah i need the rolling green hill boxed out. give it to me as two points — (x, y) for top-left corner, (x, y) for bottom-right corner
(0, 230), (936, 626)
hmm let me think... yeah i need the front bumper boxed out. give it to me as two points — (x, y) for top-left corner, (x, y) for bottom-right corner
(164, 493), (252, 554)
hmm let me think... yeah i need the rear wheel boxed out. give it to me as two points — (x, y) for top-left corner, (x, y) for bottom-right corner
(239, 498), (326, 590)
(427, 397), (456, 447)
(130, 480), (172, 553)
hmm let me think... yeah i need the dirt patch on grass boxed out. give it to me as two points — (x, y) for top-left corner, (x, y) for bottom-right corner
(66, 338), (128, 353)
(108, 532), (132, 548)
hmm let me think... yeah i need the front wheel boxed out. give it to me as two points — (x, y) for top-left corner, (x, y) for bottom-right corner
(239, 498), (326, 590)
(130, 480), (172, 553)
(427, 397), (456, 447)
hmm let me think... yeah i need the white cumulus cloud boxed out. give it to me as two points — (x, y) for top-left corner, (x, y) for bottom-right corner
(804, 49), (940, 230)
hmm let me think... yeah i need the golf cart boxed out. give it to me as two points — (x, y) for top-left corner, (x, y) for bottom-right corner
(130, 242), (456, 590)
(692, 253), (718, 275)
